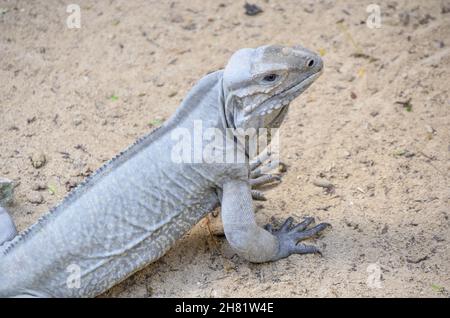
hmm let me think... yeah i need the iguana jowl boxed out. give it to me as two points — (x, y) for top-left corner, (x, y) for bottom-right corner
(0, 45), (329, 297)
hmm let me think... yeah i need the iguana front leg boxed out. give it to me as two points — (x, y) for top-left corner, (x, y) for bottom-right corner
(0, 206), (17, 246)
(250, 174), (281, 201)
(221, 179), (330, 262)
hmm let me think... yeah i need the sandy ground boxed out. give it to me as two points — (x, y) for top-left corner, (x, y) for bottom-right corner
(0, 0), (449, 297)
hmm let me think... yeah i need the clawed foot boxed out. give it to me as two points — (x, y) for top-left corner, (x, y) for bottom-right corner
(264, 217), (331, 260)
(0, 206), (17, 246)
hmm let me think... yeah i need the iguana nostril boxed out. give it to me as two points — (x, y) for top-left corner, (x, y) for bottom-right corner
(0, 44), (326, 297)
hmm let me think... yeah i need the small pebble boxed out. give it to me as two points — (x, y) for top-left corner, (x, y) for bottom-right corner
(32, 182), (47, 191)
(244, 3), (263, 16)
(313, 178), (334, 189)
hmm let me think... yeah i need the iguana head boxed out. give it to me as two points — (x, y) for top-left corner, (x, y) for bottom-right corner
(222, 45), (323, 130)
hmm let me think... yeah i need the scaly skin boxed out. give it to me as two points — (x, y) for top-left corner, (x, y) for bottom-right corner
(0, 45), (329, 297)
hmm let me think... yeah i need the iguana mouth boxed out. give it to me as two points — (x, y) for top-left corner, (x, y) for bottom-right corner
(266, 103), (289, 127)
(257, 70), (322, 116)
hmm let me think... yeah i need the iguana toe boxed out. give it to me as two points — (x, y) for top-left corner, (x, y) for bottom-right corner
(250, 174), (282, 188)
(0, 206), (17, 246)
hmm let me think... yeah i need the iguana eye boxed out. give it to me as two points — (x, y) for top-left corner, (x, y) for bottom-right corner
(262, 74), (279, 82)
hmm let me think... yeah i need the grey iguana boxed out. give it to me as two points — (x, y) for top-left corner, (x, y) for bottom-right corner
(0, 44), (329, 297)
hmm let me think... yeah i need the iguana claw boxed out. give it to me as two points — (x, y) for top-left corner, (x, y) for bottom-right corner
(264, 216), (331, 260)
(249, 152), (285, 201)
